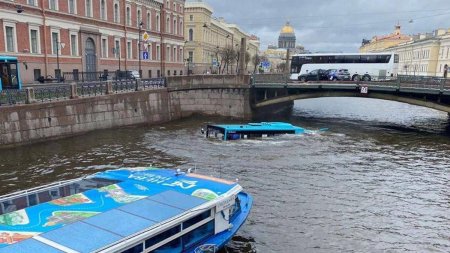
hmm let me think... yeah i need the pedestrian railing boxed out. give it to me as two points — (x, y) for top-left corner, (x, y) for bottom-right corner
(0, 89), (27, 105)
(113, 80), (136, 93)
(34, 86), (71, 102)
(77, 82), (108, 97)
(141, 78), (166, 89)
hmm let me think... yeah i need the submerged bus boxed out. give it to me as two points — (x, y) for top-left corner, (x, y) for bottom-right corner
(290, 52), (399, 81)
(0, 56), (22, 91)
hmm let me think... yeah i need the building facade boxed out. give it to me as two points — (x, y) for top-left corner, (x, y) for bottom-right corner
(278, 22), (295, 49)
(359, 24), (411, 53)
(382, 29), (450, 76)
(0, 0), (185, 84)
(184, 0), (259, 74)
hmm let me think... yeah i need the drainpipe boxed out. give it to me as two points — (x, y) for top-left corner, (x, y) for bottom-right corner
(41, 0), (48, 77)
(160, 3), (164, 77)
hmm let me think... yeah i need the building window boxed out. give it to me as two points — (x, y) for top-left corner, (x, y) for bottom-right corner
(179, 48), (183, 62)
(147, 12), (151, 30)
(126, 6), (131, 26)
(173, 47), (177, 62)
(30, 29), (39, 54)
(190, 15), (193, 21)
(127, 41), (132, 59)
(156, 45), (160, 60)
(27, 0), (37, 6)
(86, 0), (92, 17)
(180, 21), (183, 36)
(173, 19), (177, 34)
(166, 17), (170, 33)
(137, 9), (142, 27)
(188, 51), (193, 62)
(114, 3), (119, 23)
(70, 34), (78, 56)
(5, 26), (16, 52)
(68, 0), (76, 14)
(49, 0), (58, 10)
(156, 15), (160, 32)
(114, 39), (120, 58)
(166, 46), (170, 61)
(51, 31), (59, 55)
(100, 0), (107, 20)
(147, 44), (152, 60)
(101, 38), (108, 58)
(189, 29), (193, 41)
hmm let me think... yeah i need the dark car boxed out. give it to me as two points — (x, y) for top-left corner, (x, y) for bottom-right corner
(298, 69), (328, 82)
(327, 69), (351, 81)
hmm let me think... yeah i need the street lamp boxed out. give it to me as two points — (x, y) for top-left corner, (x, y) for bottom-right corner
(138, 21), (144, 78)
(112, 45), (121, 79)
(55, 39), (65, 82)
(185, 58), (191, 76)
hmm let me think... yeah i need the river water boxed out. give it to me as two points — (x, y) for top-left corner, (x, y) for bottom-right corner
(1, 98), (450, 252)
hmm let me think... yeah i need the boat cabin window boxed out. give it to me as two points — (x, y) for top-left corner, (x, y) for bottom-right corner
(145, 225), (181, 249)
(121, 243), (143, 253)
(182, 220), (215, 250)
(0, 177), (122, 215)
(182, 210), (211, 229)
(150, 238), (182, 252)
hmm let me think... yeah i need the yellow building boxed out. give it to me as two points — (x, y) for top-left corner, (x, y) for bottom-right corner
(359, 24), (412, 53)
(385, 28), (450, 76)
(184, 0), (259, 74)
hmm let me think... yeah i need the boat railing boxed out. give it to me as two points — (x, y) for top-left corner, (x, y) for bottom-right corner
(0, 177), (85, 201)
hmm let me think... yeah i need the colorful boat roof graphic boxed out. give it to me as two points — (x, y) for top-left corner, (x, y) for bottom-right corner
(0, 168), (240, 252)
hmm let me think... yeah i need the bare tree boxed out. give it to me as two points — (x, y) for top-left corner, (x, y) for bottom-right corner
(245, 51), (251, 71)
(277, 62), (286, 73)
(252, 55), (268, 73)
(219, 45), (237, 74)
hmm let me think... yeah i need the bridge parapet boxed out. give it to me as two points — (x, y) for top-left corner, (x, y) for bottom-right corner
(166, 75), (250, 90)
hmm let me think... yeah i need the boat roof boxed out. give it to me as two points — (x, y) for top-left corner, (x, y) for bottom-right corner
(207, 122), (304, 132)
(0, 168), (239, 252)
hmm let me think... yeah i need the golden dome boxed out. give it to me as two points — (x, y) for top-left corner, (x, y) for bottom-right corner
(281, 22), (294, 34)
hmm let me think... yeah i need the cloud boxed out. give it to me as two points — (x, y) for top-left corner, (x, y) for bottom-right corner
(205, 0), (450, 52)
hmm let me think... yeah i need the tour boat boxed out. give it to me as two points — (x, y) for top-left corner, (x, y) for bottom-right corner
(0, 167), (252, 253)
(205, 122), (308, 140)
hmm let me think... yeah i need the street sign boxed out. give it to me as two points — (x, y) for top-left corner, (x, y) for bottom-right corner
(142, 51), (149, 60)
(360, 86), (368, 94)
(142, 32), (150, 42)
(261, 61), (271, 68)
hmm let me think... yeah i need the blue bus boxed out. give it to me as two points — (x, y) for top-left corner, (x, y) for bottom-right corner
(0, 56), (22, 91)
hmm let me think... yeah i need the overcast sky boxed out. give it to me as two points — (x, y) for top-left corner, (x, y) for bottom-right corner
(204, 0), (450, 52)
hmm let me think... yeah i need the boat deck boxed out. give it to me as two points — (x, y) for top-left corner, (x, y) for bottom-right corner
(0, 168), (238, 252)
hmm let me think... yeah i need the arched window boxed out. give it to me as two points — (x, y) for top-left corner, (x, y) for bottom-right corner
(114, 3), (119, 23)
(137, 9), (142, 27)
(126, 6), (131, 26)
(156, 15), (160, 31)
(166, 17), (170, 33)
(189, 29), (193, 41)
(147, 12), (151, 30)
(180, 21), (183, 36)
(100, 0), (106, 20)
(173, 19), (177, 34)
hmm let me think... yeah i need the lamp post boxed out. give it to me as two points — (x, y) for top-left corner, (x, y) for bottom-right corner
(112, 46), (121, 79)
(138, 21), (143, 78)
(55, 39), (65, 82)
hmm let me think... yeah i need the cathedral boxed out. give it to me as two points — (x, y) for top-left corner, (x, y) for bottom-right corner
(278, 22), (296, 49)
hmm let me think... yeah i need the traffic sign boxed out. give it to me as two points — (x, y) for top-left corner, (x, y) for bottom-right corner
(142, 32), (150, 42)
(261, 61), (271, 68)
(142, 51), (149, 60)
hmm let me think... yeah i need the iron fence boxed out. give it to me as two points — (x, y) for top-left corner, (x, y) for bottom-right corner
(113, 80), (136, 92)
(77, 82), (108, 97)
(34, 86), (71, 102)
(63, 71), (109, 82)
(0, 89), (27, 106)
(141, 78), (166, 89)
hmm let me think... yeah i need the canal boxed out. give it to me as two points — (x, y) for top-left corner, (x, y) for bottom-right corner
(1, 97), (450, 252)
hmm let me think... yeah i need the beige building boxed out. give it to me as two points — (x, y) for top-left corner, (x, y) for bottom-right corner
(360, 24), (412, 53)
(184, 0), (259, 74)
(387, 29), (450, 76)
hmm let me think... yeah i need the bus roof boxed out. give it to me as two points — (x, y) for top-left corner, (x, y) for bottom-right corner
(292, 52), (395, 57)
(0, 56), (18, 62)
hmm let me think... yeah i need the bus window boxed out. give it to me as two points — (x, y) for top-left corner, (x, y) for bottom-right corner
(10, 63), (18, 87)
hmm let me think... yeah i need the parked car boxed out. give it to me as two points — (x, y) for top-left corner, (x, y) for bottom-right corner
(327, 69), (351, 81)
(298, 69), (328, 82)
(128, 70), (140, 79)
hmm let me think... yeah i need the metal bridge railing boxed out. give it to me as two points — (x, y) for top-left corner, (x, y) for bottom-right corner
(0, 89), (27, 105)
(34, 86), (71, 102)
(77, 82), (108, 97)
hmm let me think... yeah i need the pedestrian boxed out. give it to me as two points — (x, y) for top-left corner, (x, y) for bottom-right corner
(444, 64), (448, 78)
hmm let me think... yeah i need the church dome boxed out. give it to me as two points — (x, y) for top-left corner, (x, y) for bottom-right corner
(280, 22), (295, 34)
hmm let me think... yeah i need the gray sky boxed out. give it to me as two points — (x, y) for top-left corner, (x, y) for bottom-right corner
(205, 0), (450, 52)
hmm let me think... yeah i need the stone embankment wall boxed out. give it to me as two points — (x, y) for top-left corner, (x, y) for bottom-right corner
(0, 76), (251, 147)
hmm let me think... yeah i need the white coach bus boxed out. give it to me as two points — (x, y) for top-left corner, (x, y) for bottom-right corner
(290, 52), (399, 81)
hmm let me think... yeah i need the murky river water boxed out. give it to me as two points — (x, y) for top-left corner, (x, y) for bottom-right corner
(1, 98), (450, 252)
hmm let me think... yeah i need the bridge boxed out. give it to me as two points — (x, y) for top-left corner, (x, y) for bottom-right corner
(251, 74), (450, 113)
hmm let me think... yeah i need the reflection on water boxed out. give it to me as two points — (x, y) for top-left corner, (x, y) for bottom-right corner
(1, 97), (450, 252)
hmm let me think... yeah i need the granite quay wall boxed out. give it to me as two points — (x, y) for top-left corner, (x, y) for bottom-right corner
(0, 76), (252, 147)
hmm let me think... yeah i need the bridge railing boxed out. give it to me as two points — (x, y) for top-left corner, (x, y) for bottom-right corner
(0, 78), (168, 107)
(251, 74), (289, 85)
